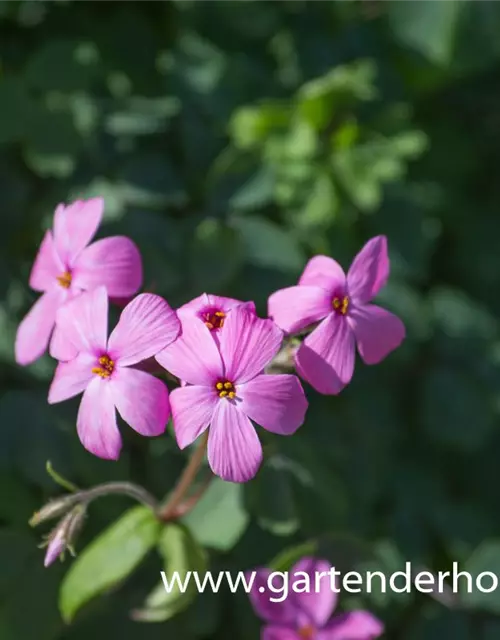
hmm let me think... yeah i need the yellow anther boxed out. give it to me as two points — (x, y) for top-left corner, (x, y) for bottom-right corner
(216, 382), (224, 390)
(228, 391), (236, 399)
(215, 311), (225, 317)
(215, 379), (236, 399)
(332, 295), (349, 315)
(219, 390), (228, 398)
(224, 381), (233, 389)
(56, 271), (72, 289)
(92, 354), (115, 378)
(203, 309), (226, 330)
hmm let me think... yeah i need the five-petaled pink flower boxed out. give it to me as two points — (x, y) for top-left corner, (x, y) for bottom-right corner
(268, 236), (405, 395)
(156, 305), (308, 483)
(178, 293), (255, 342)
(249, 557), (384, 640)
(15, 198), (143, 366)
(48, 286), (180, 460)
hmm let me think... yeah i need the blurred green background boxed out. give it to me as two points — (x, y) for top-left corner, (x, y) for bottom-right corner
(2, 0), (500, 638)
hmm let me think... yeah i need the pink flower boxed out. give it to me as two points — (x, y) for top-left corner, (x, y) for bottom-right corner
(178, 293), (255, 341)
(268, 236), (405, 395)
(156, 305), (308, 482)
(44, 528), (66, 567)
(48, 286), (180, 460)
(249, 557), (384, 640)
(15, 198), (143, 366)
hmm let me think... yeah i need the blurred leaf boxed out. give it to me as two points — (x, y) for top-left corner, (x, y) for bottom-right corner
(0, 77), (32, 144)
(461, 540), (500, 612)
(268, 541), (318, 572)
(229, 103), (290, 151)
(105, 97), (180, 137)
(229, 166), (275, 211)
(182, 478), (249, 551)
(59, 506), (161, 622)
(231, 215), (305, 273)
(133, 523), (207, 622)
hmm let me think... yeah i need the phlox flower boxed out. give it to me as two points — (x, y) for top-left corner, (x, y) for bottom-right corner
(268, 236), (405, 395)
(156, 305), (308, 483)
(15, 198), (143, 366)
(249, 557), (384, 640)
(48, 286), (180, 460)
(178, 292), (255, 341)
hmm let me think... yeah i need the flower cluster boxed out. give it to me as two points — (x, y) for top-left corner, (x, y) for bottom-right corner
(249, 557), (383, 640)
(17, 198), (405, 483)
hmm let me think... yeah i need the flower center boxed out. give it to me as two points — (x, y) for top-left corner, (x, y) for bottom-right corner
(202, 309), (225, 331)
(298, 625), (315, 640)
(332, 295), (349, 315)
(56, 271), (72, 289)
(91, 355), (115, 378)
(215, 380), (236, 399)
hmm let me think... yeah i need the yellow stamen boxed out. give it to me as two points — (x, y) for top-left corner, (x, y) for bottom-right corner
(215, 380), (236, 399)
(56, 271), (72, 289)
(298, 625), (315, 640)
(92, 355), (115, 378)
(332, 295), (349, 315)
(203, 309), (226, 330)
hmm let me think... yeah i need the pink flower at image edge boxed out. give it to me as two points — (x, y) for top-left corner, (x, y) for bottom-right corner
(156, 305), (308, 483)
(268, 236), (405, 395)
(48, 286), (180, 460)
(15, 198), (143, 366)
(249, 557), (384, 640)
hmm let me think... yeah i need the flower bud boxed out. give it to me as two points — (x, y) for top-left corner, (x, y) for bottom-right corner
(41, 504), (87, 568)
(29, 494), (80, 527)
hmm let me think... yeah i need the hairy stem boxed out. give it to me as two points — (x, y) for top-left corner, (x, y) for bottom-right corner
(158, 431), (209, 521)
(78, 482), (159, 511)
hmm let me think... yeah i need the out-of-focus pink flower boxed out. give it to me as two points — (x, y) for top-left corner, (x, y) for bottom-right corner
(44, 528), (66, 567)
(179, 293), (255, 339)
(268, 236), (405, 395)
(156, 305), (307, 483)
(48, 287), (180, 460)
(42, 505), (86, 568)
(249, 557), (384, 640)
(15, 198), (143, 366)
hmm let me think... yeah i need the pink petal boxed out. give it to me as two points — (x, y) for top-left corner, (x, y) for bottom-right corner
(207, 399), (263, 482)
(299, 255), (346, 292)
(76, 377), (122, 460)
(219, 306), (283, 384)
(55, 287), (108, 355)
(291, 558), (336, 627)
(263, 627), (301, 640)
(349, 304), (405, 364)
(320, 611), (384, 640)
(295, 314), (355, 395)
(48, 352), (95, 403)
(268, 286), (331, 334)
(72, 236), (143, 298)
(49, 322), (79, 362)
(111, 367), (170, 436)
(238, 374), (307, 435)
(15, 290), (63, 365)
(156, 317), (223, 385)
(44, 530), (65, 567)
(347, 236), (389, 304)
(169, 385), (217, 448)
(53, 198), (104, 264)
(248, 568), (296, 625)
(29, 230), (64, 292)
(179, 293), (254, 315)
(108, 294), (179, 366)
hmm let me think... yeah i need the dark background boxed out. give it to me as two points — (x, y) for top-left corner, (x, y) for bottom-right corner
(2, 1), (500, 638)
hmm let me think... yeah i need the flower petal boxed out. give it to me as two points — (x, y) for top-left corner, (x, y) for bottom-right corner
(48, 352), (95, 403)
(108, 294), (179, 366)
(44, 530), (65, 568)
(76, 377), (122, 460)
(291, 557), (336, 627)
(349, 304), (405, 365)
(347, 236), (389, 304)
(263, 626), (301, 640)
(53, 198), (103, 264)
(56, 287), (108, 355)
(15, 290), (63, 365)
(299, 255), (346, 292)
(320, 611), (383, 640)
(207, 399), (263, 482)
(219, 306), (283, 383)
(72, 236), (143, 298)
(170, 385), (217, 449)
(179, 293), (254, 315)
(111, 367), (170, 436)
(268, 286), (331, 334)
(248, 568), (296, 625)
(295, 314), (355, 395)
(238, 374), (307, 435)
(49, 322), (79, 362)
(156, 316), (223, 385)
(29, 231), (64, 292)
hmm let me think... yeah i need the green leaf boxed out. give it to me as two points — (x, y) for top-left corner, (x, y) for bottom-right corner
(133, 523), (207, 622)
(231, 215), (305, 273)
(59, 505), (161, 622)
(388, 0), (464, 66)
(229, 103), (290, 150)
(182, 478), (249, 551)
(268, 541), (318, 573)
(462, 540), (500, 612)
(229, 166), (275, 211)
